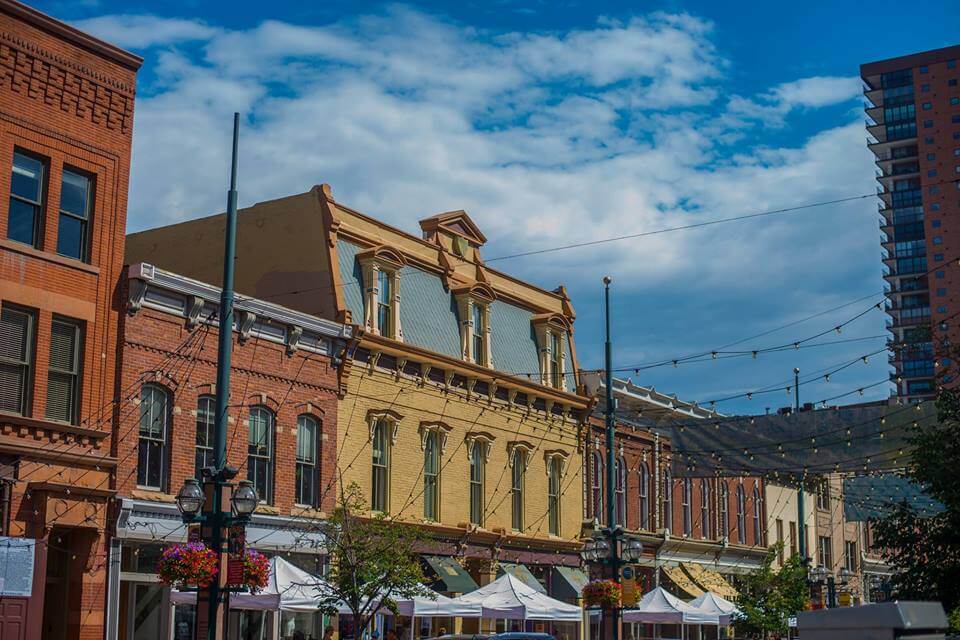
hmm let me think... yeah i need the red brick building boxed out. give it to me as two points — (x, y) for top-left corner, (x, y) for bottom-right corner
(862, 44), (960, 402)
(0, 1), (141, 638)
(582, 376), (767, 607)
(108, 263), (352, 639)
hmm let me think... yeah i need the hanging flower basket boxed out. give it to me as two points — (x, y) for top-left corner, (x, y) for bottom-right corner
(242, 549), (270, 593)
(157, 542), (219, 588)
(582, 580), (622, 609)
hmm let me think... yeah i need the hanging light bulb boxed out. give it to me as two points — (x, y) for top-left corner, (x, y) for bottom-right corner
(752, 351), (758, 359)
(747, 392), (753, 400)
(835, 326), (842, 334)
(794, 342), (800, 350)
(672, 360), (679, 368)
(862, 356), (869, 364)
(711, 351), (718, 360)
(786, 385), (792, 395)
(858, 388), (865, 396)
(824, 374), (831, 382)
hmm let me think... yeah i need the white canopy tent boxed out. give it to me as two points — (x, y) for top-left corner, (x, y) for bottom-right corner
(170, 556), (329, 611)
(394, 592), (482, 618)
(451, 573), (582, 621)
(621, 587), (720, 625)
(687, 592), (739, 626)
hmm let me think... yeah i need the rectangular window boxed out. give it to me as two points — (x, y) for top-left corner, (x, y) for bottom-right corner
(511, 451), (524, 531)
(0, 305), (36, 415)
(247, 407), (274, 504)
(57, 169), (92, 261)
(923, 120), (933, 128)
(296, 415), (319, 507)
(550, 332), (563, 389)
(472, 303), (486, 365)
(196, 396), (215, 479)
(682, 479), (692, 536)
(423, 430), (440, 521)
(919, 65), (928, 73)
(818, 536), (833, 569)
(845, 541), (858, 572)
(138, 384), (170, 490)
(9, 151), (46, 248)
(952, 97), (960, 105)
(376, 270), (392, 337)
(469, 441), (485, 526)
(951, 79), (958, 86)
(548, 457), (561, 536)
(789, 521), (797, 556)
(45, 317), (82, 423)
(371, 419), (390, 512)
(776, 519), (785, 564)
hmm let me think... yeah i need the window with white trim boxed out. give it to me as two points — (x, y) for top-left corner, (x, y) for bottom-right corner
(371, 418), (391, 512)
(248, 406), (275, 504)
(639, 462), (650, 531)
(138, 384), (170, 491)
(511, 448), (525, 531)
(424, 430), (440, 521)
(548, 456), (562, 535)
(196, 395), (215, 479)
(296, 414), (320, 507)
(469, 440), (486, 526)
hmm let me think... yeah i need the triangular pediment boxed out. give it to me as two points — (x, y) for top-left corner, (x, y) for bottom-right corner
(419, 209), (487, 246)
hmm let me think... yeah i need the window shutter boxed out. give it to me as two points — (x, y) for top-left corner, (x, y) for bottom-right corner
(46, 320), (78, 423)
(0, 308), (30, 413)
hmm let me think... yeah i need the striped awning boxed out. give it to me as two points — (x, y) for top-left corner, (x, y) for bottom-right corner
(681, 563), (738, 599)
(662, 565), (704, 598)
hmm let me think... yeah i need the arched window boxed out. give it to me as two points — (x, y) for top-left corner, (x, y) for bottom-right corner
(138, 384), (171, 491)
(719, 481), (730, 540)
(469, 440), (486, 526)
(682, 479), (693, 536)
(371, 418), (391, 512)
(700, 479), (711, 540)
(662, 470), (673, 532)
(248, 406), (275, 505)
(511, 449), (525, 531)
(548, 457), (562, 536)
(736, 484), (747, 544)
(591, 452), (603, 524)
(195, 395), (215, 479)
(296, 415), (320, 507)
(753, 486), (764, 545)
(423, 430), (440, 521)
(614, 456), (626, 527)
(639, 462), (650, 531)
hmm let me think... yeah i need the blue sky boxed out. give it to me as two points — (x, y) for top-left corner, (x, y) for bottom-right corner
(38, 0), (959, 414)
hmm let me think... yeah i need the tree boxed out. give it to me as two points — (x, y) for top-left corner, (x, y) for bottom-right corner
(872, 388), (960, 613)
(733, 542), (808, 639)
(318, 483), (433, 635)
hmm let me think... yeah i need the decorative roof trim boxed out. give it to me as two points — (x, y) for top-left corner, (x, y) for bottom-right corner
(128, 263), (352, 341)
(451, 281), (497, 303)
(419, 209), (488, 245)
(357, 245), (407, 269)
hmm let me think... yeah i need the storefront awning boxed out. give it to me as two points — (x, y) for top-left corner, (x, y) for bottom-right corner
(662, 565), (704, 598)
(116, 499), (327, 553)
(498, 562), (546, 594)
(681, 563), (738, 599)
(551, 566), (588, 601)
(422, 555), (478, 594)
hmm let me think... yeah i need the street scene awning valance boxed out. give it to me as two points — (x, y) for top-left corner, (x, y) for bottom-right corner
(497, 562), (547, 594)
(116, 499), (327, 553)
(681, 563), (739, 599)
(422, 555), (479, 594)
(662, 565), (705, 598)
(551, 565), (589, 601)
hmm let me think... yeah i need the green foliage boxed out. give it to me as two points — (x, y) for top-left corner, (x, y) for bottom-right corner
(733, 542), (808, 639)
(872, 389), (960, 611)
(949, 607), (960, 634)
(318, 483), (433, 633)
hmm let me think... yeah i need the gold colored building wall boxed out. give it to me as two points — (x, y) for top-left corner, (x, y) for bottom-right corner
(338, 363), (584, 541)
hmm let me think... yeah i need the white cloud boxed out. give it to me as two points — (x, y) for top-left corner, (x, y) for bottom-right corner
(107, 6), (875, 316)
(726, 75), (862, 127)
(71, 15), (220, 49)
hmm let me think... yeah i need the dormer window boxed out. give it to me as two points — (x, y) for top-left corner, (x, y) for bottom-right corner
(453, 283), (495, 367)
(533, 314), (570, 391)
(358, 246), (405, 340)
(377, 269), (392, 335)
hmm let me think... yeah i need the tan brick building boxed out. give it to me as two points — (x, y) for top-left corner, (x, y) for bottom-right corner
(0, 1), (140, 638)
(126, 184), (594, 634)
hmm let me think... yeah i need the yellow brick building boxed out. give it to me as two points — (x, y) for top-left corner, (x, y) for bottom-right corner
(126, 183), (593, 601)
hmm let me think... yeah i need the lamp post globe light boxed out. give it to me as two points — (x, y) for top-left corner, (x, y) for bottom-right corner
(231, 480), (259, 517)
(175, 478), (205, 517)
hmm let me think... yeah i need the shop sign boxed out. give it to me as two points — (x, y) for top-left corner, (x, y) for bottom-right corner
(621, 565), (638, 606)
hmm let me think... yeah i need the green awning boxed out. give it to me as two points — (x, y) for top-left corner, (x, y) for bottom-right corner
(551, 566), (589, 601)
(497, 562), (546, 594)
(422, 555), (478, 594)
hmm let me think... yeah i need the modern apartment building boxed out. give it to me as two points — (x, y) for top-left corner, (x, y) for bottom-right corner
(0, 1), (141, 639)
(862, 44), (960, 402)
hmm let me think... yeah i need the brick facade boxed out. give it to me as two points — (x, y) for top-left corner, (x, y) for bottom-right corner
(0, 2), (140, 639)
(116, 287), (344, 516)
